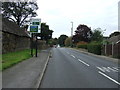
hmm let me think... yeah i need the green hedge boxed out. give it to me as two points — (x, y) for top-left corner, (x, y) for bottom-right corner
(77, 44), (87, 49)
(87, 44), (102, 55)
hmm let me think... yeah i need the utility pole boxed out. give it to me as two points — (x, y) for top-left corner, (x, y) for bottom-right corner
(71, 22), (73, 36)
(71, 22), (73, 47)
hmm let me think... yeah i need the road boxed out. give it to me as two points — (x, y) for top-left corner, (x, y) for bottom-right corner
(40, 47), (119, 88)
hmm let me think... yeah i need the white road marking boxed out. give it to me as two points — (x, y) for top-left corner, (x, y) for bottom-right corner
(71, 55), (76, 58)
(107, 67), (118, 72)
(102, 67), (110, 72)
(78, 59), (90, 66)
(98, 71), (120, 85)
(96, 67), (118, 73)
(112, 67), (119, 71)
(96, 67), (105, 72)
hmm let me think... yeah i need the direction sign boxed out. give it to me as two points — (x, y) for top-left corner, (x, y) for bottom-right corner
(30, 25), (38, 32)
(27, 18), (41, 33)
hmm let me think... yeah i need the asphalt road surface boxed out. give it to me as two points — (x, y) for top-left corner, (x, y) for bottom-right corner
(40, 47), (119, 88)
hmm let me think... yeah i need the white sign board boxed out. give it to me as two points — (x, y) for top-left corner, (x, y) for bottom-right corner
(27, 18), (41, 33)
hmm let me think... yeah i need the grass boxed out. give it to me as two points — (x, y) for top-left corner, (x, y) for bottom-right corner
(1, 49), (39, 71)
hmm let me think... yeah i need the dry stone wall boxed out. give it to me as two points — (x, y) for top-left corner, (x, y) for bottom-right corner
(2, 32), (30, 53)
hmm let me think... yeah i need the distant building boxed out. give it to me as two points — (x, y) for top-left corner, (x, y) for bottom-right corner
(107, 35), (120, 44)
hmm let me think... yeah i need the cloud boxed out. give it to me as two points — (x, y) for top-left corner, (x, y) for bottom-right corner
(36, 0), (119, 38)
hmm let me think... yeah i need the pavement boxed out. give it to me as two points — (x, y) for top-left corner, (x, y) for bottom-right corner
(2, 48), (51, 89)
(40, 47), (119, 88)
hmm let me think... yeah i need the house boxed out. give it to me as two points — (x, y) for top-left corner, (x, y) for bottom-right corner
(107, 35), (120, 44)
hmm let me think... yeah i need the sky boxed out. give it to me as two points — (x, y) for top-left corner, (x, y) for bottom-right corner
(36, 0), (119, 38)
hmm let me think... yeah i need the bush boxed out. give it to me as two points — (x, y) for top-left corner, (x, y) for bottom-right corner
(77, 44), (87, 49)
(87, 42), (102, 55)
(77, 41), (88, 49)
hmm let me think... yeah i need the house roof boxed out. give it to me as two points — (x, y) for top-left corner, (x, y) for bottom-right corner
(1, 18), (29, 37)
(108, 35), (120, 44)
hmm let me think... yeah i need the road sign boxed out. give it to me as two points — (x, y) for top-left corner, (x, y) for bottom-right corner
(27, 18), (41, 33)
(30, 25), (38, 32)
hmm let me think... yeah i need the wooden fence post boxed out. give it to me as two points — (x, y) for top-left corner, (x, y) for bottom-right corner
(112, 42), (114, 57)
(105, 44), (107, 55)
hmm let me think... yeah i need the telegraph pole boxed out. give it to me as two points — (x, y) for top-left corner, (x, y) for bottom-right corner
(71, 22), (73, 47)
(71, 22), (73, 36)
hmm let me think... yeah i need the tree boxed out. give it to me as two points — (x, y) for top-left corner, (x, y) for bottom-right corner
(48, 38), (58, 46)
(58, 34), (68, 47)
(72, 24), (92, 43)
(2, 1), (38, 26)
(91, 28), (103, 42)
(65, 37), (72, 47)
(37, 23), (53, 43)
(109, 31), (120, 38)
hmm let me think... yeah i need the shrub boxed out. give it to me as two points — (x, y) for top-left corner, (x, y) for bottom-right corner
(87, 42), (102, 55)
(77, 41), (88, 49)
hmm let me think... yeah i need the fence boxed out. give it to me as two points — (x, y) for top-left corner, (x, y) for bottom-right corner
(102, 42), (120, 58)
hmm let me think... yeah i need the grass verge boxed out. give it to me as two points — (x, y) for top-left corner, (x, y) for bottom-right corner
(1, 49), (38, 71)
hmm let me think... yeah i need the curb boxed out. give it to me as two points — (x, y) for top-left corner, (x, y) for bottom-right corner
(70, 48), (118, 63)
(34, 50), (52, 89)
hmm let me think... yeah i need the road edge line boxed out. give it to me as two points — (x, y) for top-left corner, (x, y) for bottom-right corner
(35, 50), (51, 89)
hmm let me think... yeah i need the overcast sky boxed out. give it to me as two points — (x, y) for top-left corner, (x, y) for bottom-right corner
(36, 0), (119, 38)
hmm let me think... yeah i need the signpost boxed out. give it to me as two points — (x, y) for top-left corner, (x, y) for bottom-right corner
(28, 18), (41, 33)
(27, 18), (41, 57)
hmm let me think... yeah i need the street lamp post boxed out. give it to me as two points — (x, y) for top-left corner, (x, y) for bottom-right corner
(71, 22), (73, 36)
(71, 22), (73, 47)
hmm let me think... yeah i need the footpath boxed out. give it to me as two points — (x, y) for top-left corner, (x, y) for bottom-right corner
(2, 48), (51, 88)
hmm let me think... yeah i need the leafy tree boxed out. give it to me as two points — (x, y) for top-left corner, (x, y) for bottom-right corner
(48, 38), (58, 46)
(91, 28), (103, 42)
(109, 31), (120, 38)
(72, 24), (92, 43)
(2, 1), (38, 26)
(37, 23), (53, 43)
(65, 37), (72, 47)
(53, 38), (58, 45)
(58, 34), (68, 47)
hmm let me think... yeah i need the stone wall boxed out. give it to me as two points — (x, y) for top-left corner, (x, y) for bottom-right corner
(2, 18), (49, 54)
(37, 40), (49, 50)
(2, 32), (30, 54)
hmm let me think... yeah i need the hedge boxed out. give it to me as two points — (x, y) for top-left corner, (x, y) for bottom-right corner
(77, 44), (87, 49)
(87, 44), (102, 55)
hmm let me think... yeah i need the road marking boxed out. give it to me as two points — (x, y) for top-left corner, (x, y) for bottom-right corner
(112, 67), (119, 71)
(98, 71), (120, 85)
(71, 55), (76, 58)
(96, 67), (118, 73)
(96, 67), (105, 72)
(78, 59), (90, 66)
(102, 67), (110, 72)
(107, 67), (118, 72)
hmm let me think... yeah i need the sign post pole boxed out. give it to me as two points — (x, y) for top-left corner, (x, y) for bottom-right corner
(31, 33), (33, 57)
(27, 18), (41, 57)
(35, 34), (38, 57)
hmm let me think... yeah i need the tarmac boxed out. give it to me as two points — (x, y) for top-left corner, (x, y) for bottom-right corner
(2, 47), (119, 89)
(2, 48), (51, 89)
(70, 48), (119, 63)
